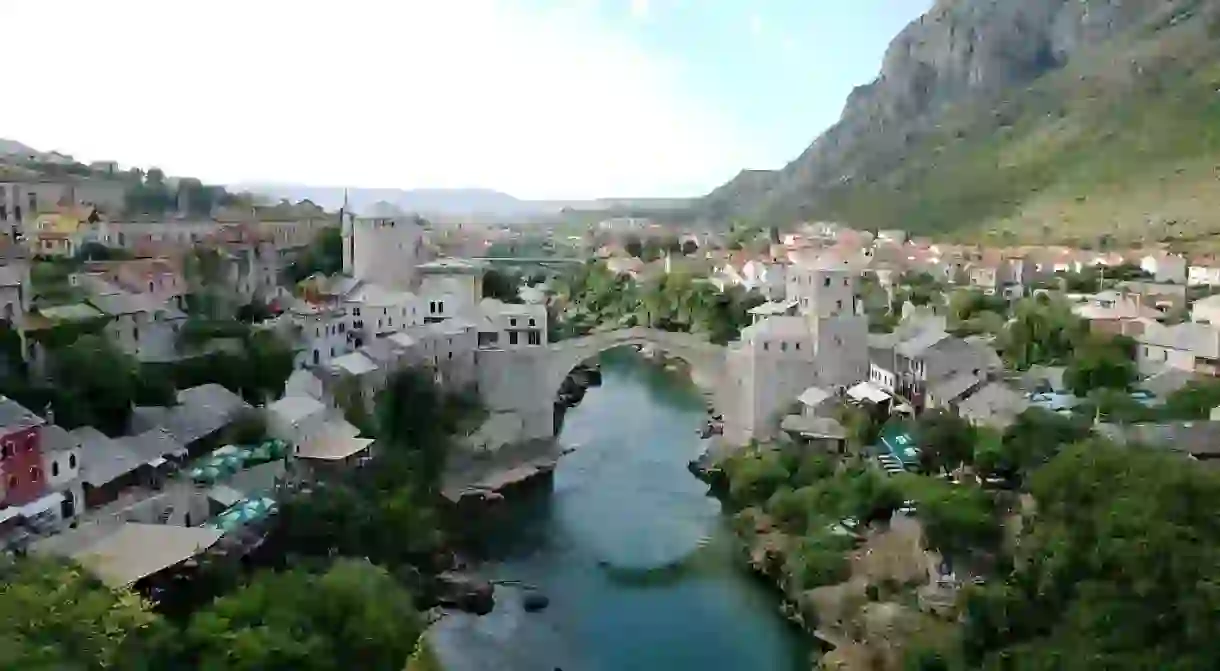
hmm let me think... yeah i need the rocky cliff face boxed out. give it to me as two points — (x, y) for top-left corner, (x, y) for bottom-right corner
(714, 0), (1205, 222)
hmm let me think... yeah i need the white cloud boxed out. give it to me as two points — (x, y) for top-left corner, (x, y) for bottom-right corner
(749, 14), (764, 36)
(630, 0), (650, 20)
(782, 37), (798, 54)
(0, 0), (745, 199)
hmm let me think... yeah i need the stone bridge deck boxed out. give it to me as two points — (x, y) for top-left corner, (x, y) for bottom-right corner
(545, 327), (730, 412)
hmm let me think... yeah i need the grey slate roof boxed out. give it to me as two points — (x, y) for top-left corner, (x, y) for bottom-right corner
(41, 424), (81, 454)
(895, 328), (950, 358)
(1098, 421), (1220, 458)
(1139, 367), (1199, 398)
(116, 428), (187, 463)
(958, 383), (1030, 431)
(74, 427), (144, 487)
(928, 372), (985, 404)
(135, 385), (252, 446)
(0, 396), (42, 432)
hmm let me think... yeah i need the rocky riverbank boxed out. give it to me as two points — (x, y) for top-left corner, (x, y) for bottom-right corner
(693, 445), (959, 671)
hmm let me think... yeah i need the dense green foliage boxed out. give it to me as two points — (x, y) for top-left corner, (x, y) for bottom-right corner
(124, 169), (229, 217)
(945, 290), (1009, 337)
(285, 226), (344, 283)
(957, 441), (1220, 669)
(179, 561), (421, 671)
(0, 558), (165, 670)
(1062, 333), (1138, 396)
(480, 268), (522, 303)
(998, 295), (1090, 370)
(168, 326), (296, 405)
(554, 261), (762, 344)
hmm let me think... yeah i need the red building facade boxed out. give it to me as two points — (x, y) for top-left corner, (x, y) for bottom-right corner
(0, 401), (46, 507)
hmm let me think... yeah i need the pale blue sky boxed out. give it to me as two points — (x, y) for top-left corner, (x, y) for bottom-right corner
(3, 0), (931, 199)
(569, 0), (932, 172)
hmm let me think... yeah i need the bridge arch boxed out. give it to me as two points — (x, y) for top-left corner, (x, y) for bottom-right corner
(544, 328), (731, 417)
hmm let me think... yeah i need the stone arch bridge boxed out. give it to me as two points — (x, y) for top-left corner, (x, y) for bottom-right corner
(544, 327), (730, 414)
(476, 328), (737, 445)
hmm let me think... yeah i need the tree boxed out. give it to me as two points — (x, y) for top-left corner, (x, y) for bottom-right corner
(914, 409), (976, 475)
(374, 368), (474, 486)
(997, 408), (1092, 484)
(1161, 378), (1220, 419)
(481, 268), (521, 303)
(958, 441), (1220, 669)
(623, 235), (644, 259)
(285, 226), (344, 283)
(0, 557), (165, 670)
(895, 474), (1001, 559)
(999, 296), (1088, 370)
(76, 241), (133, 262)
(241, 329), (295, 403)
(49, 334), (143, 435)
(180, 560), (422, 671)
(1064, 334), (1137, 396)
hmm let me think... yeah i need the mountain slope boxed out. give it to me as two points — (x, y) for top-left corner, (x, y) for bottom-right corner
(710, 0), (1220, 244)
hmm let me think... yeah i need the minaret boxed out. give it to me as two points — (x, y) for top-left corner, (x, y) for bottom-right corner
(340, 189), (354, 276)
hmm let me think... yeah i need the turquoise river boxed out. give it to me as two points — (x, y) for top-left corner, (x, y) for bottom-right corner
(430, 348), (812, 670)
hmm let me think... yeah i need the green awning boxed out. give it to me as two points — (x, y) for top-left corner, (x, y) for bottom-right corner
(879, 421), (920, 466)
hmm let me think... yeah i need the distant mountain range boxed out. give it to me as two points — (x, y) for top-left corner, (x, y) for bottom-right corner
(231, 183), (694, 223)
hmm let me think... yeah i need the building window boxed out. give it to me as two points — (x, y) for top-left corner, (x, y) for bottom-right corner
(312, 349), (320, 365)
(780, 342), (788, 352)
(510, 318), (517, 327)
(52, 460), (59, 477)
(353, 307), (361, 317)
(438, 301), (445, 313)
(843, 278), (849, 286)
(823, 277), (830, 287)
(6, 475), (15, 490)
(795, 342), (801, 350)
(763, 342), (769, 351)
(448, 351), (453, 360)
(528, 330), (541, 345)
(836, 299), (842, 310)
(69, 453), (76, 468)
(529, 318), (536, 327)
(509, 331), (519, 345)
(30, 466), (41, 480)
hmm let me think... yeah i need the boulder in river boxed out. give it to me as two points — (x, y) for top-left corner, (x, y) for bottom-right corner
(435, 572), (495, 615)
(522, 592), (551, 612)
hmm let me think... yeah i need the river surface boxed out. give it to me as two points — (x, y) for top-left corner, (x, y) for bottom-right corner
(431, 348), (811, 670)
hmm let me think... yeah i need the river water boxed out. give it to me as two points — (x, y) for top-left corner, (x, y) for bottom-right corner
(430, 348), (811, 670)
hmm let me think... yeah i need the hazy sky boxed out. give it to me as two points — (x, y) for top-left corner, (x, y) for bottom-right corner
(3, 0), (928, 199)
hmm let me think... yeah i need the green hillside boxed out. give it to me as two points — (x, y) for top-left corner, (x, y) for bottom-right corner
(709, 1), (1220, 247)
(813, 10), (1220, 245)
